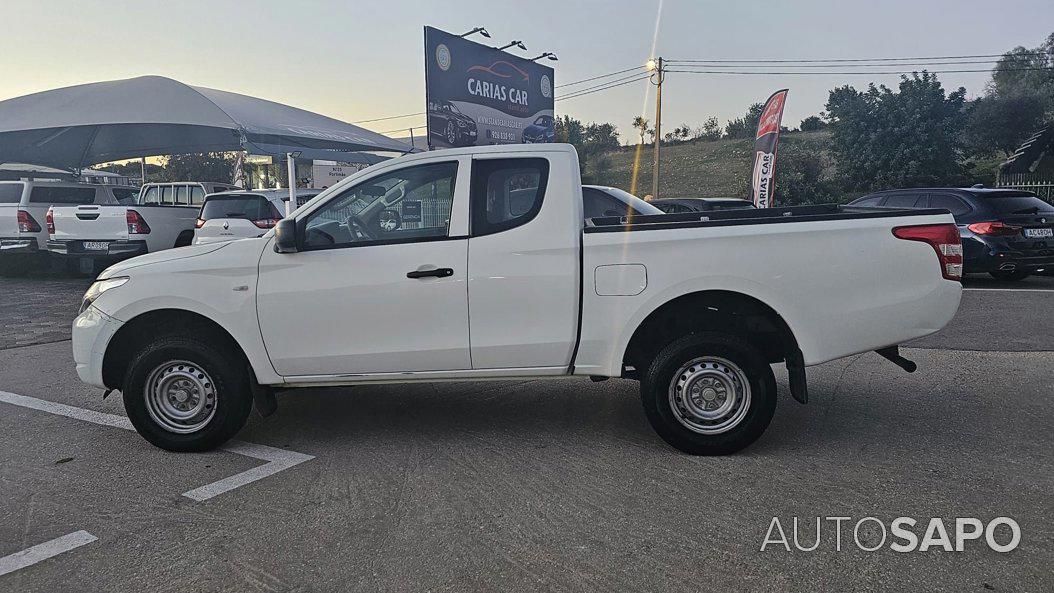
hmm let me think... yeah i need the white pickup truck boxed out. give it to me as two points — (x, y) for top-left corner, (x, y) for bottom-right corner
(72, 144), (962, 455)
(48, 181), (236, 273)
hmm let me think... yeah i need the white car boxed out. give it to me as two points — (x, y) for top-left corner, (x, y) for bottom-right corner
(0, 180), (137, 274)
(193, 189), (322, 245)
(47, 181), (237, 273)
(72, 144), (962, 455)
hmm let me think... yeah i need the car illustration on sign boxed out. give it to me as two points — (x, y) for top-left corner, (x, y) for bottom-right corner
(522, 114), (555, 143)
(427, 100), (479, 147)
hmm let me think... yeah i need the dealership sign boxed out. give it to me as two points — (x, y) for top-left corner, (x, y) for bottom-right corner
(424, 26), (555, 149)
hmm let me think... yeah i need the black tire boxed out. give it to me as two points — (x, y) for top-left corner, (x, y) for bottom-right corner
(122, 334), (252, 452)
(641, 332), (776, 455)
(989, 270), (1030, 281)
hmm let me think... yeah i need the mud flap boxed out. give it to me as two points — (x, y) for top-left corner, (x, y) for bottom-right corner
(248, 366), (277, 417)
(786, 347), (808, 404)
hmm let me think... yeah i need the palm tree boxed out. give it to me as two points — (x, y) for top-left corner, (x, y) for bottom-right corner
(632, 116), (650, 145)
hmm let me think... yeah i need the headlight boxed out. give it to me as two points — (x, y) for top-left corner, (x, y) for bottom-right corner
(80, 276), (129, 314)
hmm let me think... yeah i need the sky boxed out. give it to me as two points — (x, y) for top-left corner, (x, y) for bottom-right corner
(1, 0), (1051, 144)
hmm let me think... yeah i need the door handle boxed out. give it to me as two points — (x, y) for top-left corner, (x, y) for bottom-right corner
(407, 267), (454, 279)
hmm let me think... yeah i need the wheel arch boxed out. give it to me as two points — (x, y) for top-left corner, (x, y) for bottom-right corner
(621, 290), (802, 379)
(102, 309), (254, 390)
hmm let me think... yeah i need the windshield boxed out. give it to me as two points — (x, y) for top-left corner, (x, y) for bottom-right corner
(982, 193), (1054, 215)
(534, 116), (552, 126)
(448, 103), (462, 115)
(200, 195), (278, 221)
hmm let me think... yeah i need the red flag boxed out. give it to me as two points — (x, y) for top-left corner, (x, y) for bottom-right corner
(750, 89), (789, 208)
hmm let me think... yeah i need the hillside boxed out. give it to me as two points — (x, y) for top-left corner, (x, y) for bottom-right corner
(593, 130), (842, 202)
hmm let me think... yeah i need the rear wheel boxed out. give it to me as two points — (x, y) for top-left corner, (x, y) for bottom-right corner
(122, 335), (252, 452)
(989, 270), (1030, 281)
(641, 332), (776, 455)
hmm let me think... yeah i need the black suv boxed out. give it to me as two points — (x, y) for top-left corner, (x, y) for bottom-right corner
(849, 188), (1054, 280)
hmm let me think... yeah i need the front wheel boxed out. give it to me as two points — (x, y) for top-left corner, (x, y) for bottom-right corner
(122, 335), (252, 452)
(641, 332), (777, 455)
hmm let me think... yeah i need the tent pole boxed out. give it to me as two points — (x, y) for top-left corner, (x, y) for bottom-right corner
(286, 152), (296, 217)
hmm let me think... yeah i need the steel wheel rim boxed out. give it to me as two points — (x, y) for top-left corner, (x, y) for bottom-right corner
(144, 360), (217, 434)
(668, 356), (751, 435)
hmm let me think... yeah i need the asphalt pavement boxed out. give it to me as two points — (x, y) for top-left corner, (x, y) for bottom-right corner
(0, 273), (1051, 592)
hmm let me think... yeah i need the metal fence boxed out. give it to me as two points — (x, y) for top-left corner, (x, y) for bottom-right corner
(996, 173), (1054, 202)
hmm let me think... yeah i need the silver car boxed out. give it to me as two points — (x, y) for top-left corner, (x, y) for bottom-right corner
(192, 189), (321, 245)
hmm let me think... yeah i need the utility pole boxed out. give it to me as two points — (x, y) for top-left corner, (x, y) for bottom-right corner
(649, 57), (665, 200)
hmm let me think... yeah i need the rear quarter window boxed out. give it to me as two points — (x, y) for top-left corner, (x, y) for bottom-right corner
(28, 186), (97, 205)
(982, 193), (1054, 215)
(0, 183), (24, 204)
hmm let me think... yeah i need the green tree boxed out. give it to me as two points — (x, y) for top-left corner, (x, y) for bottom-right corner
(555, 115), (587, 168)
(694, 116), (722, 141)
(161, 152), (236, 183)
(799, 115), (826, 132)
(964, 92), (1046, 157)
(991, 32), (1054, 115)
(725, 103), (765, 139)
(825, 72), (968, 190)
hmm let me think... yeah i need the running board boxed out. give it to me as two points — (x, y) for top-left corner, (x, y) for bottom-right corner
(875, 346), (917, 373)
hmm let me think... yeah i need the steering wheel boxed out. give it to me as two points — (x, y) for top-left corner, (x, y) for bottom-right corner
(345, 214), (374, 241)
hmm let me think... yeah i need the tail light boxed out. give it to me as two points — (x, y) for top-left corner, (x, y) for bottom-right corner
(195, 218), (206, 229)
(967, 221), (1020, 236)
(126, 209), (151, 234)
(17, 209), (41, 233)
(45, 209), (55, 234)
(252, 218), (281, 229)
(893, 223), (962, 281)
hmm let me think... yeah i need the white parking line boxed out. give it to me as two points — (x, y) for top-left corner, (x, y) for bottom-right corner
(0, 531), (97, 577)
(0, 390), (313, 502)
(963, 288), (1054, 293)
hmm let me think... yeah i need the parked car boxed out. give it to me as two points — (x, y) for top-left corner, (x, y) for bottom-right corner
(47, 181), (236, 274)
(522, 114), (555, 143)
(849, 187), (1054, 280)
(0, 180), (138, 275)
(582, 185), (662, 219)
(427, 100), (478, 147)
(193, 189), (322, 245)
(651, 198), (757, 214)
(73, 144), (961, 456)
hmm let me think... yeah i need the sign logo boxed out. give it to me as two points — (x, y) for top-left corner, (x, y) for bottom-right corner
(435, 44), (451, 71)
(540, 75), (552, 99)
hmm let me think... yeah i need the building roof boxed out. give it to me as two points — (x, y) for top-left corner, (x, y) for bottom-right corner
(1001, 125), (1054, 175)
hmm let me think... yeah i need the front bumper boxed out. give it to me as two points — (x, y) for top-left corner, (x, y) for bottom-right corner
(72, 305), (124, 388)
(0, 237), (39, 254)
(48, 239), (147, 258)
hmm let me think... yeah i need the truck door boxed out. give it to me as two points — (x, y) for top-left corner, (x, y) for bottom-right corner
(257, 158), (473, 377)
(466, 155), (581, 370)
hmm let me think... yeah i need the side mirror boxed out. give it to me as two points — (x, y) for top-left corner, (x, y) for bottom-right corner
(273, 218), (298, 253)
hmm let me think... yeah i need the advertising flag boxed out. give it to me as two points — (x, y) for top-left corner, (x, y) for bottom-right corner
(750, 89), (789, 208)
(424, 27), (555, 150)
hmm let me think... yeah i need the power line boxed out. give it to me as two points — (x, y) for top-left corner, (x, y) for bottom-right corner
(663, 59), (1034, 69)
(556, 75), (651, 101)
(665, 66), (1054, 76)
(378, 121), (426, 134)
(352, 111), (425, 124)
(665, 51), (1049, 64)
(556, 66), (643, 88)
(557, 72), (652, 97)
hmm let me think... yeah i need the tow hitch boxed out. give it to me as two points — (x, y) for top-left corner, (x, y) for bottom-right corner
(875, 346), (917, 373)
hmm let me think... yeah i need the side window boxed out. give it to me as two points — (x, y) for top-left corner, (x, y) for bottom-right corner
(28, 186), (96, 204)
(0, 183), (25, 203)
(141, 186), (159, 204)
(883, 193), (921, 208)
(850, 196), (882, 207)
(926, 194), (971, 216)
(111, 188), (138, 205)
(302, 161), (458, 249)
(189, 186), (205, 206)
(160, 186), (174, 205)
(175, 185), (190, 205)
(471, 158), (549, 236)
(582, 188), (630, 219)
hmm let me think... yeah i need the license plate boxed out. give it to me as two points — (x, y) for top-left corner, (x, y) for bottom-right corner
(82, 241), (108, 251)
(1024, 228), (1053, 239)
